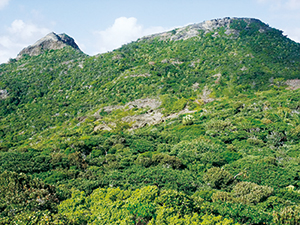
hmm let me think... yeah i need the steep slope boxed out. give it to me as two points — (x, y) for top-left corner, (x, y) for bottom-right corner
(0, 17), (300, 224)
(1, 17), (299, 149)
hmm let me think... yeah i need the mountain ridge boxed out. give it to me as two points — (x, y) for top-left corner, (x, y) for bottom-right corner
(13, 17), (276, 61)
(140, 17), (271, 41)
(0, 17), (300, 224)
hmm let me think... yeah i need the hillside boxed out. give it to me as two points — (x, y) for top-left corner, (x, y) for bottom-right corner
(0, 17), (300, 224)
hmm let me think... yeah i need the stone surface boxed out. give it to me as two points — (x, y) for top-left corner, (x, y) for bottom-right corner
(0, 89), (8, 99)
(94, 123), (115, 132)
(122, 109), (164, 129)
(201, 86), (215, 103)
(94, 98), (162, 117)
(140, 17), (269, 42)
(286, 79), (300, 90)
(192, 83), (200, 91)
(93, 98), (196, 130)
(16, 32), (81, 60)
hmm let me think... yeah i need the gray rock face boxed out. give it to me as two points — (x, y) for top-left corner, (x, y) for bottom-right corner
(94, 98), (162, 117)
(16, 32), (81, 59)
(93, 98), (197, 131)
(141, 17), (269, 42)
(286, 79), (300, 90)
(0, 89), (8, 99)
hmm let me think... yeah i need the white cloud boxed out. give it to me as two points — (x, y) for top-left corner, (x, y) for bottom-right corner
(0, 19), (50, 64)
(257, 0), (300, 10)
(93, 17), (166, 54)
(286, 0), (300, 10)
(284, 28), (300, 43)
(8, 19), (50, 39)
(0, 0), (10, 10)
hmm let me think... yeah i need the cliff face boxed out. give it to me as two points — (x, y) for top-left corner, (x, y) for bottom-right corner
(16, 32), (81, 59)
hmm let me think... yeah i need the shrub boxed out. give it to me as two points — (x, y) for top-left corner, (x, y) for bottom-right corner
(0, 171), (60, 222)
(212, 191), (234, 203)
(203, 167), (234, 189)
(246, 137), (265, 146)
(183, 115), (194, 125)
(200, 214), (239, 225)
(155, 189), (194, 215)
(232, 182), (273, 204)
(273, 205), (300, 225)
(205, 119), (232, 131)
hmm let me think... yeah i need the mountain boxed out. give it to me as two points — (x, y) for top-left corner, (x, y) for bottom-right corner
(141, 17), (265, 41)
(16, 32), (81, 60)
(0, 17), (300, 224)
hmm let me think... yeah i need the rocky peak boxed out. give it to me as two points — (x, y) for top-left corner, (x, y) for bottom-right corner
(141, 17), (270, 42)
(16, 32), (81, 60)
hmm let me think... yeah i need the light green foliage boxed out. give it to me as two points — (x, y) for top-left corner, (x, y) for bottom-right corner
(58, 189), (89, 224)
(155, 189), (194, 215)
(273, 205), (300, 225)
(148, 207), (201, 225)
(203, 167), (234, 189)
(211, 182), (274, 205)
(232, 182), (273, 204)
(59, 186), (159, 224)
(1, 18), (300, 224)
(12, 210), (68, 225)
(58, 185), (240, 225)
(289, 124), (300, 140)
(212, 191), (234, 203)
(200, 214), (239, 225)
(183, 115), (194, 125)
(205, 119), (232, 131)
(160, 95), (188, 115)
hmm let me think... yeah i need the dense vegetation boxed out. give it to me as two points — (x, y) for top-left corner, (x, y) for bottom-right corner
(0, 18), (300, 224)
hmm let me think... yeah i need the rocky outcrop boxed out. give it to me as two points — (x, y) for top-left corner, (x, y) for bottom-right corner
(94, 98), (196, 131)
(122, 106), (196, 130)
(16, 32), (81, 60)
(122, 109), (164, 129)
(94, 123), (116, 132)
(0, 89), (8, 99)
(286, 79), (300, 90)
(94, 98), (162, 116)
(140, 17), (270, 42)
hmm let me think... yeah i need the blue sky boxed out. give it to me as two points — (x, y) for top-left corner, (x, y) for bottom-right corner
(0, 0), (300, 64)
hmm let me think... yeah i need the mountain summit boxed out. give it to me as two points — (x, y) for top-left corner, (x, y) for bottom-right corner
(16, 32), (81, 60)
(141, 17), (271, 41)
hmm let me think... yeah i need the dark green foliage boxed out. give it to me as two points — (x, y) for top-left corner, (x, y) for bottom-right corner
(0, 18), (300, 223)
(203, 167), (234, 189)
(0, 171), (61, 223)
(0, 152), (51, 173)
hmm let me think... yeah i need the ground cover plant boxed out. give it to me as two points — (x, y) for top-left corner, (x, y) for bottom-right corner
(0, 18), (300, 224)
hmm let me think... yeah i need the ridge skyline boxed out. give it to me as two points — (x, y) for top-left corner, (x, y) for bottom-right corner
(12, 17), (284, 62)
(1, 0), (300, 65)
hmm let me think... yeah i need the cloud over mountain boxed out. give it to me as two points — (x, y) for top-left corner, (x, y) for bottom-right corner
(93, 17), (166, 54)
(257, 0), (300, 10)
(0, 20), (50, 63)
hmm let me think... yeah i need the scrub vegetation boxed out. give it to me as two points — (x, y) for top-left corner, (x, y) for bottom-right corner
(0, 18), (300, 224)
